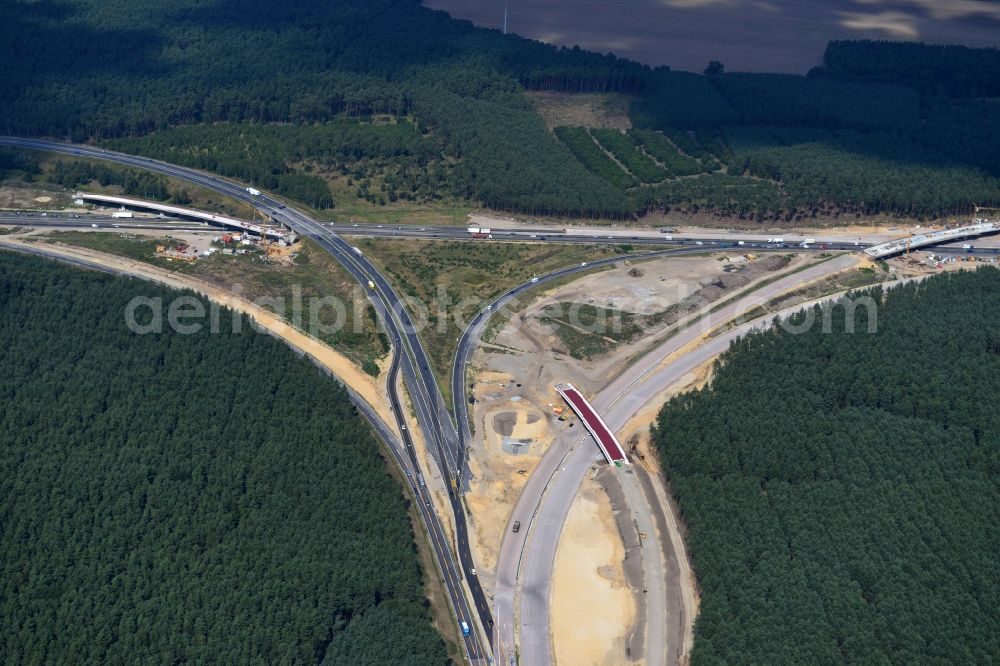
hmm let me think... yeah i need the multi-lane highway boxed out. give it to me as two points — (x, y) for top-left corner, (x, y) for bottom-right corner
(11, 210), (1000, 261)
(3, 136), (996, 666)
(0, 212), (211, 232)
(0, 136), (492, 663)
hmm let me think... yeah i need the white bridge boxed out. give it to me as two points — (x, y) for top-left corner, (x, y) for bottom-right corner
(78, 193), (294, 241)
(864, 219), (999, 259)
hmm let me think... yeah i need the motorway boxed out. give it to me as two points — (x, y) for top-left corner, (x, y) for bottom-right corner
(4, 136), (997, 665)
(0, 137), (492, 664)
(0, 213), (213, 233)
(9, 211), (1000, 261)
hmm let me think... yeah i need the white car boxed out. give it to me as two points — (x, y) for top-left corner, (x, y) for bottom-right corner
(580, 262), (588, 267)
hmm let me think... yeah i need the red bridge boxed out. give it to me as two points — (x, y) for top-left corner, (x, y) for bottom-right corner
(555, 383), (629, 466)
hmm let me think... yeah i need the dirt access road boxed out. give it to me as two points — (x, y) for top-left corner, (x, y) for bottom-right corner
(463, 252), (815, 586)
(0, 237), (396, 435)
(494, 253), (859, 666)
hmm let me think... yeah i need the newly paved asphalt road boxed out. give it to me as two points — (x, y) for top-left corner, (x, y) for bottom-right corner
(494, 255), (858, 666)
(4, 136), (994, 666)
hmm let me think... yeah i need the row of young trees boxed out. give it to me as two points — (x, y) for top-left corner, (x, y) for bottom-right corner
(419, 91), (632, 217)
(652, 269), (1000, 664)
(0, 252), (448, 664)
(554, 126), (638, 190)
(628, 130), (707, 177)
(551, 120), (1000, 219)
(591, 128), (668, 184)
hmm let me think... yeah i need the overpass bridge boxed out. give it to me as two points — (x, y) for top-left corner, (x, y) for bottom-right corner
(864, 219), (999, 259)
(555, 383), (629, 466)
(78, 193), (294, 242)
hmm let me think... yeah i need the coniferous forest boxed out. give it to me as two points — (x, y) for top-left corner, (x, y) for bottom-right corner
(1, 0), (998, 220)
(0, 251), (448, 665)
(652, 270), (1000, 664)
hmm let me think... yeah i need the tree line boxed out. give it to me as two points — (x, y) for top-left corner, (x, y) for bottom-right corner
(652, 269), (1000, 664)
(0, 251), (449, 665)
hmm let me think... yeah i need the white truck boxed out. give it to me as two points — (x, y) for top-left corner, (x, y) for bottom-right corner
(352, 246), (363, 256)
(112, 211), (133, 219)
(246, 187), (261, 196)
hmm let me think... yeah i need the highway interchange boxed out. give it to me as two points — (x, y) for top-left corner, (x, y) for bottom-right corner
(3, 136), (998, 665)
(0, 136), (494, 664)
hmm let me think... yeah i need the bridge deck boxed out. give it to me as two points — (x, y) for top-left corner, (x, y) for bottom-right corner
(864, 220), (998, 258)
(555, 383), (628, 465)
(78, 193), (292, 241)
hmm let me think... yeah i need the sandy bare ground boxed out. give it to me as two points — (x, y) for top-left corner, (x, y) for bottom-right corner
(0, 236), (397, 437)
(464, 369), (559, 579)
(467, 253), (767, 659)
(527, 91), (632, 131)
(424, 0), (1000, 74)
(0, 183), (75, 210)
(551, 475), (634, 666)
(493, 252), (809, 397)
(479, 251), (869, 664)
(466, 252), (808, 531)
(466, 209), (955, 235)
